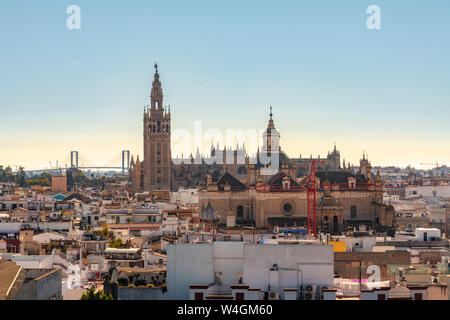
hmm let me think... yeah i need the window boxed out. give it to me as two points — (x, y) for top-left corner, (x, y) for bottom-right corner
(283, 203), (292, 214)
(350, 206), (357, 218)
(237, 206), (244, 218)
(377, 294), (386, 300)
(236, 292), (244, 300)
(195, 292), (204, 300)
(414, 293), (423, 300)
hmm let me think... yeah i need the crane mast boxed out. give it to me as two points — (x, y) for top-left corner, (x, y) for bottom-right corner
(306, 160), (323, 237)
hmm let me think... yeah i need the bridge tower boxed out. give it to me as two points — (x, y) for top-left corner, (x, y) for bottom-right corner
(122, 150), (130, 175)
(70, 151), (79, 168)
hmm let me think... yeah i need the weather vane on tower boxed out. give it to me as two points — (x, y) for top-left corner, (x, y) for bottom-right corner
(154, 62), (158, 73)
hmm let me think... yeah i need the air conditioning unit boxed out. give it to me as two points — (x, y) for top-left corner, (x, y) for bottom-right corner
(303, 291), (315, 300)
(259, 291), (265, 300)
(302, 285), (320, 300)
(305, 284), (314, 292)
(268, 291), (280, 300)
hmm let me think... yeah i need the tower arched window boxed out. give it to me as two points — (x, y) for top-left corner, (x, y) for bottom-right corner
(157, 121), (161, 132)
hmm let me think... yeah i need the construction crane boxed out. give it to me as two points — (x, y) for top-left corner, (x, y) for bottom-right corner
(49, 161), (60, 170)
(306, 160), (324, 237)
(420, 162), (439, 169)
(420, 162), (442, 177)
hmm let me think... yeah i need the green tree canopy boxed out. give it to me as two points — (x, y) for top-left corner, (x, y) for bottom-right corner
(80, 287), (113, 300)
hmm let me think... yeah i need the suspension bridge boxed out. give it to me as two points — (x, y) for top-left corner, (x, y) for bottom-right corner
(21, 150), (131, 176)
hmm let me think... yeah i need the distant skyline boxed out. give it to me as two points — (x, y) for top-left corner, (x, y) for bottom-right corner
(1, 1), (449, 170)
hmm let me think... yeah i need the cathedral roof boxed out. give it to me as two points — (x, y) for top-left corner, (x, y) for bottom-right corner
(266, 171), (302, 190)
(216, 172), (247, 191)
(315, 170), (367, 184)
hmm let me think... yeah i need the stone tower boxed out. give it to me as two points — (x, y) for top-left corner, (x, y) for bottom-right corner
(143, 64), (172, 191)
(260, 106), (280, 176)
(262, 106), (280, 157)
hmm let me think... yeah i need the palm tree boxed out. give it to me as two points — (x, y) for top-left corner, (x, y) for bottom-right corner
(80, 287), (113, 300)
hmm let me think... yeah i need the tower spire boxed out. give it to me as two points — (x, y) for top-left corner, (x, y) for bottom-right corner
(267, 105), (275, 130)
(150, 63), (163, 110)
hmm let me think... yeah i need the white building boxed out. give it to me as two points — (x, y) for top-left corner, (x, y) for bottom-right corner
(165, 241), (334, 300)
(415, 228), (441, 241)
(170, 188), (198, 206)
(33, 231), (67, 244)
(405, 185), (450, 199)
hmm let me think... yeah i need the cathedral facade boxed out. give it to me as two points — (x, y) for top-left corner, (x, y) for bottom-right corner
(197, 116), (395, 233)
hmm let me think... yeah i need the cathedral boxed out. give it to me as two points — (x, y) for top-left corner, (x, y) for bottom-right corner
(128, 66), (342, 193)
(128, 67), (395, 232)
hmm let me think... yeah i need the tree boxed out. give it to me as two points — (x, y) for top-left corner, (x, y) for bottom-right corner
(16, 167), (26, 187)
(0, 166), (14, 182)
(67, 170), (75, 188)
(117, 278), (128, 286)
(109, 238), (126, 249)
(80, 287), (113, 300)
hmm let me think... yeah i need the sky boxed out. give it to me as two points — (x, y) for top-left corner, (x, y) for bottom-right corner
(1, 0), (449, 170)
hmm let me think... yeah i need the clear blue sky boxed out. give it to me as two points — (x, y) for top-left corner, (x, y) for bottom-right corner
(1, 0), (449, 169)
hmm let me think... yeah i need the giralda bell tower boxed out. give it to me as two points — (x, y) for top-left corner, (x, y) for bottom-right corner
(143, 63), (172, 191)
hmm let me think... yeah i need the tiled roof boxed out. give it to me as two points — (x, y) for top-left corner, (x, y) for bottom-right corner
(315, 171), (367, 184)
(217, 172), (247, 191)
(266, 171), (301, 189)
(0, 259), (25, 300)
